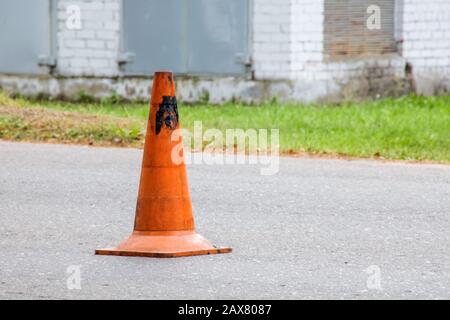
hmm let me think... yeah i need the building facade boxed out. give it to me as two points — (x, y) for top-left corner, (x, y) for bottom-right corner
(0, 0), (449, 103)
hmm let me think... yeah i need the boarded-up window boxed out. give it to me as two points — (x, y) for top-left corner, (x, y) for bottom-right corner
(324, 0), (397, 59)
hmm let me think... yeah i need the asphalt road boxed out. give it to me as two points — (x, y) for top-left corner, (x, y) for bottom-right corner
(0, 141), (449, 299)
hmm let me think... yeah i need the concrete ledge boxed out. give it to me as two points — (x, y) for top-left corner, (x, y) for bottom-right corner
(0, 66), (447, 104)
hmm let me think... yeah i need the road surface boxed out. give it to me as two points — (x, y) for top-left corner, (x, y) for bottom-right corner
(0, 141), (449, 299)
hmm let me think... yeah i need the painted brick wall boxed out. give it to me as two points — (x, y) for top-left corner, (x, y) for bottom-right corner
(252, 0), (292, 79)
(319, 0), (407, 100)
(252, 0), (450, 97)
(290, 0), (324, 80)
(2, 0), (448, 102)
(401, 0), (450, 93)
(252, 0), (324, 80)
(56, 0), (121, 77)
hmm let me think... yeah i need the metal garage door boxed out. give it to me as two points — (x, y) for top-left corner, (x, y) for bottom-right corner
(0, 0), (53, 74)
(122, 0), (250, 76)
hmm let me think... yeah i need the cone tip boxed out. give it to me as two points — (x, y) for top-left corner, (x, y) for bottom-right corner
(154, 70), (173, 75)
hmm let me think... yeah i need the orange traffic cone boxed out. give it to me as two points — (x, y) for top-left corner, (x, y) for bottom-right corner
(95, 71), (231, 258)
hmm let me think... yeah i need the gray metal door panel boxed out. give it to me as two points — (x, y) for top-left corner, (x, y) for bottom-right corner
(188, 0), (248, 75)
(0, 0), (51, 74)
(122, 0), (249, 76)
(122, 0), (187, 75)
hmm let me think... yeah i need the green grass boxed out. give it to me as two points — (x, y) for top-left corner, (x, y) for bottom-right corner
(1, 91), (449, 162)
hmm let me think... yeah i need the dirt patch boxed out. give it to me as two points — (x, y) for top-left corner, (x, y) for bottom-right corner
(282, 150), (449, 166)
(0, 105), (145, 147)
(0, 105), (131, 126)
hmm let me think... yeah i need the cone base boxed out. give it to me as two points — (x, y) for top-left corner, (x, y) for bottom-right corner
(95, 231), (232, 258)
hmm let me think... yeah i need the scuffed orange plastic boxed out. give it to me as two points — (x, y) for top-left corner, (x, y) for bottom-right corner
(95, 71), (231, 258)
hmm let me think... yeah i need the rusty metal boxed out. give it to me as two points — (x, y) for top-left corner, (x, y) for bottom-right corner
(95, 71), (231, 258)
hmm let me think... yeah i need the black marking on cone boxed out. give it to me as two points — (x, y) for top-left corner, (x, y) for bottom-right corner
(156, 96), (179, 135)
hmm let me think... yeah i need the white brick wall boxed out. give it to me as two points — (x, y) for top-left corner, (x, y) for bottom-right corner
(253, 0), (292, 79)
(290, 0), (324, 80)
(252, 0), (324, 80)
(401, 0), (450, 92)
(253, 0), (450, 95)
(54, 0), (449, 91)
(2, 0), (448, 102)
(253, 0), (323, 79)
(56, 0), (121, 77)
